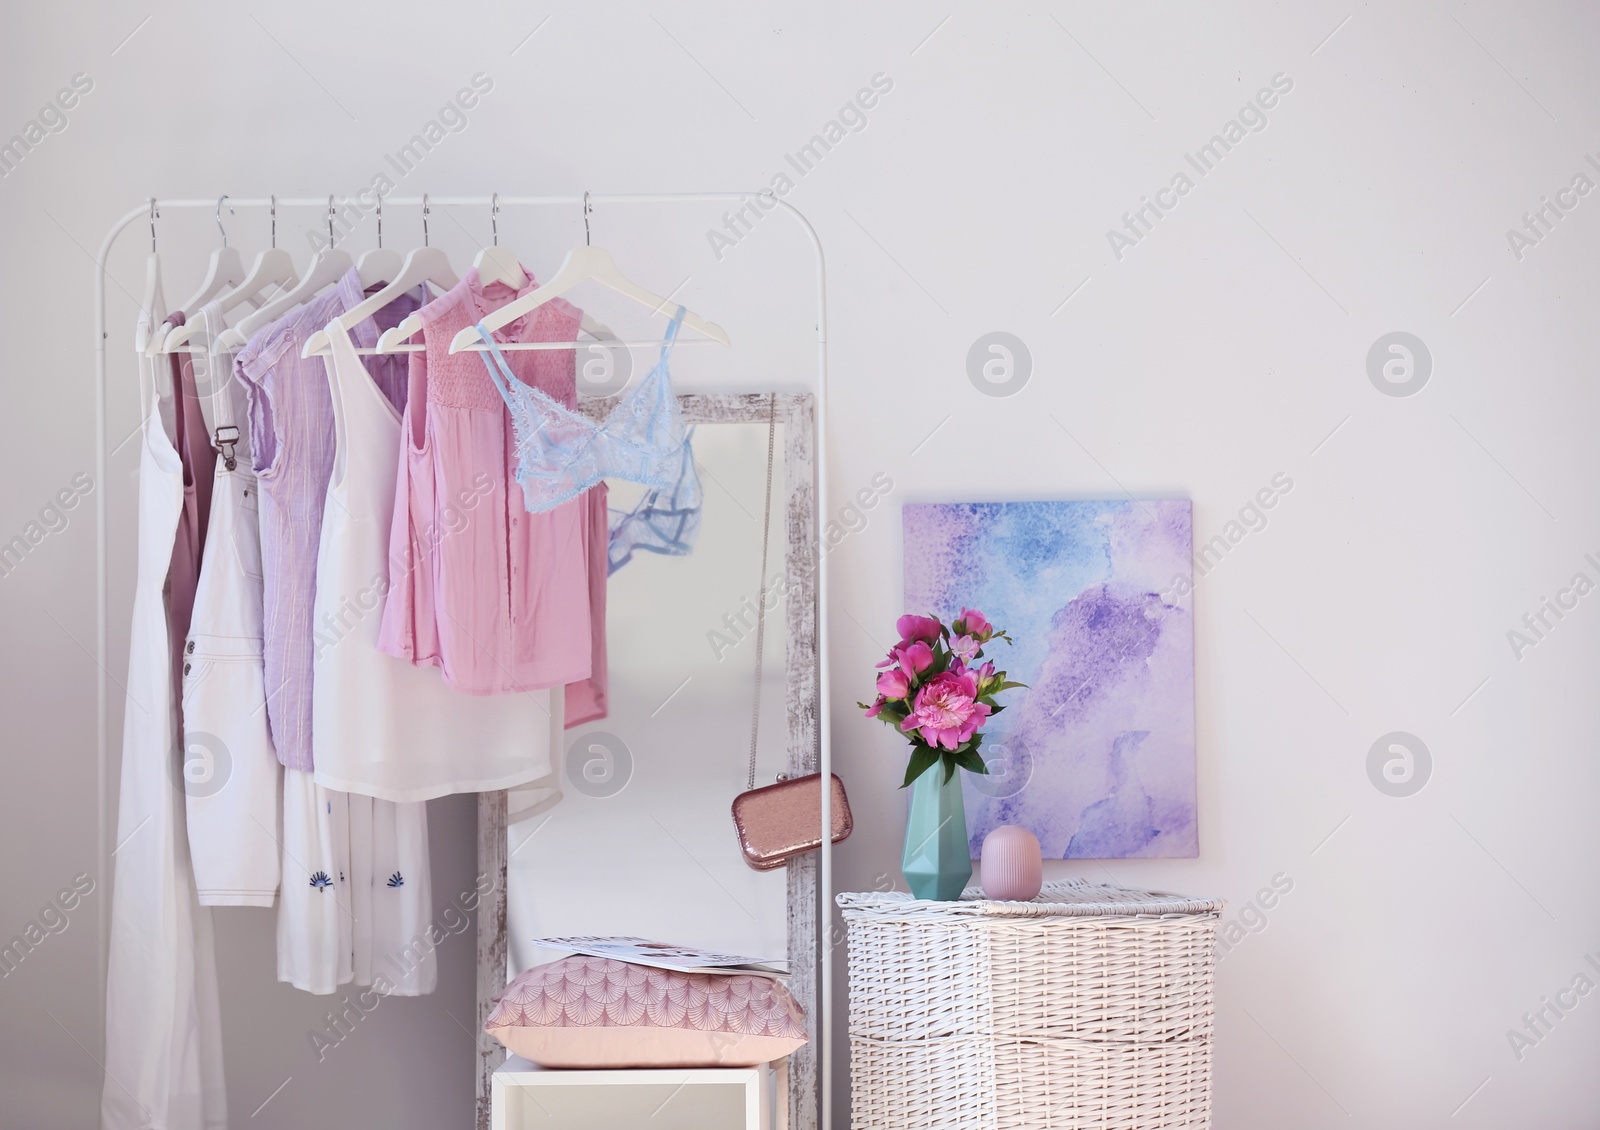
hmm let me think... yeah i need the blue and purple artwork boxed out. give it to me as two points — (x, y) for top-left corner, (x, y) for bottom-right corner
(903, 500), (1197, 859)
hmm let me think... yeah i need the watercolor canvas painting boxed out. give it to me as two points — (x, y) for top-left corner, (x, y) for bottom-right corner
(902, 500), (1197, 859)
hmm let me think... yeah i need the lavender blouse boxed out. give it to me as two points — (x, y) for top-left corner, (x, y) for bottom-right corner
(236, 271), (417, 771)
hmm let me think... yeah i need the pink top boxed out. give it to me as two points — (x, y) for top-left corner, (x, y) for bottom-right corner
(378, 269), (607, 721)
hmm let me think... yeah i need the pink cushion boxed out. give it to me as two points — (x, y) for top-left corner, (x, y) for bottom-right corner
(484, 956), (808, 1068)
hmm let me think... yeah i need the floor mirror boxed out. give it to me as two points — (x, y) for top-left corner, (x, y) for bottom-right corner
(475, 393), (820, 1130)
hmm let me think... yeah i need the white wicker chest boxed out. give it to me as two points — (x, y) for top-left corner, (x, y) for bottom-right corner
(837, 879), (1223, 1129)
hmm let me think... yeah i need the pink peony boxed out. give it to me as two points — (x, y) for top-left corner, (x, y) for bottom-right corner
(950, 634), (980, 662)
(900, 668), (992, 750)
(864, 695), (888, 719)
(876, 668), (910, 700)
(895, 614), (943, 646)
(891, 641), (934, 677)
(958, 608), (993, 641)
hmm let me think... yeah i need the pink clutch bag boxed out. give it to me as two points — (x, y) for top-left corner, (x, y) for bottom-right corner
(728, 401), (853, 871)
(732, 773), (853, 872)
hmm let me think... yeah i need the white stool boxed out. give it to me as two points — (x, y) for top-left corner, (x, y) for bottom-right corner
(492, 1056), (789, 1130)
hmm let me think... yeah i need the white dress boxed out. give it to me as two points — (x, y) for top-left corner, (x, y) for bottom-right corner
(310, 317), (562, 805)
(275, 769), (351, 994)
(102, 281), (228, 1130)
(276, 781), (436, 997)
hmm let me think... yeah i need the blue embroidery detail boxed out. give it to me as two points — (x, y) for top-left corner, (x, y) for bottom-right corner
(387, 872), (404, 888)
(310, 871), (332, 890)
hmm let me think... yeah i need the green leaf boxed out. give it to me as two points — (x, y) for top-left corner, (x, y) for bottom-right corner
(991, 680), (1028, 692)
(941, 754), (958, 784)
(954, 748), (988, 775)
(901, 747), (939, 789)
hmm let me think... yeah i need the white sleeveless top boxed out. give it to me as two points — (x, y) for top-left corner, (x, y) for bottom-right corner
(310, 317), (563, 803)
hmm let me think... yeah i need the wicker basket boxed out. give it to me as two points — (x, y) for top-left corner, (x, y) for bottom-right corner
(838, 879), (1223, 1129)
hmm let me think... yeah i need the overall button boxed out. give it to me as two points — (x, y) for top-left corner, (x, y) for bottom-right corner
(186, 640), (195, 654)
(183, 662), (191, 675)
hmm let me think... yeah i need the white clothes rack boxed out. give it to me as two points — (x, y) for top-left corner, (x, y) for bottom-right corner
(92, 193), (835, 1130)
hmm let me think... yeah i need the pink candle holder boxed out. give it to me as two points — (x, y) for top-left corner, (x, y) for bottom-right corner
(979, 825), (1042, 901)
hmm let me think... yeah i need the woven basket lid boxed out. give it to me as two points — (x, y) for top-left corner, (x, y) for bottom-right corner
(837, 877), (1224, 919)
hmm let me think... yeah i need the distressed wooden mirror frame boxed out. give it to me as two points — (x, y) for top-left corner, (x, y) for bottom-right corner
(474, 391), (820, 1130)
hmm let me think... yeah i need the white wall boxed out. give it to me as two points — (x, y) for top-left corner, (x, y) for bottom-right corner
(2, 2), (1598, 1126)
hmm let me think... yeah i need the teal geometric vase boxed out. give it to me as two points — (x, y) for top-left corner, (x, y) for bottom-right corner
(901, 762), (973, 900)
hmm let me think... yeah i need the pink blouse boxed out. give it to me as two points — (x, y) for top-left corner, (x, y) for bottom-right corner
(378, 269), (606, 723)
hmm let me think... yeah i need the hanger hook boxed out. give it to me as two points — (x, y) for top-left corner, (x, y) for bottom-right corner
(215, 195), (233, 248)
(422, 193), (431, 248)
(148, 197), (158, 253)
(583, 191), (592, 247)
(327, 194), (336, 249)
(375, 193), (383, 249)
(269, 194), (277, 249)
(491, 193), (500, 247)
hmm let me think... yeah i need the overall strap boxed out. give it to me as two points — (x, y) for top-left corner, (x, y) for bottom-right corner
(199, 304), (241, 470)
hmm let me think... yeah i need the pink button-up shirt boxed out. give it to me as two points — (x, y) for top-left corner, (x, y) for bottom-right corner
(378, 270), (606, 723)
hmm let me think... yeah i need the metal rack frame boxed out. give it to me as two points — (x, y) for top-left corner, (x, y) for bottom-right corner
(92, 193), (834, 1130)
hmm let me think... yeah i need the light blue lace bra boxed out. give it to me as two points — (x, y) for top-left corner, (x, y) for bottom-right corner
(476, 307), (689, 513)
(607, 426), (703, 575)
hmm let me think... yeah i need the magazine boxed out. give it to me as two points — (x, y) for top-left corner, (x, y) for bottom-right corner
(529, 936), (788, 980)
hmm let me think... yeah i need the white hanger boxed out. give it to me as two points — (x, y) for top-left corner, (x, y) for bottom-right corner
(448, 192), (729, 355)
(133, 200), (163, 353)
(355, 194), (403, 290)
(214, 195), (351, 354)
(374, 194), (612, 355)
(163, 195), (298, 354)
(301, 196), (459, 358)
(143, 198), (238, 357)
(473, 192), (526, 289)
(172, 197), (245, 320)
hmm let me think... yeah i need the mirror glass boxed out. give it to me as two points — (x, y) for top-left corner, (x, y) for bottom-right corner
(508, 418), (792, 973)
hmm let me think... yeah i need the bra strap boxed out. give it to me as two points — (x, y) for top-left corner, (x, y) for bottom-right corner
(659, 305), (687, 363)
(474, 323), (520, 408)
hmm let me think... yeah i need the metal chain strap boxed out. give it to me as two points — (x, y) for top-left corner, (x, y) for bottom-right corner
(748, 393), (777, 791)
